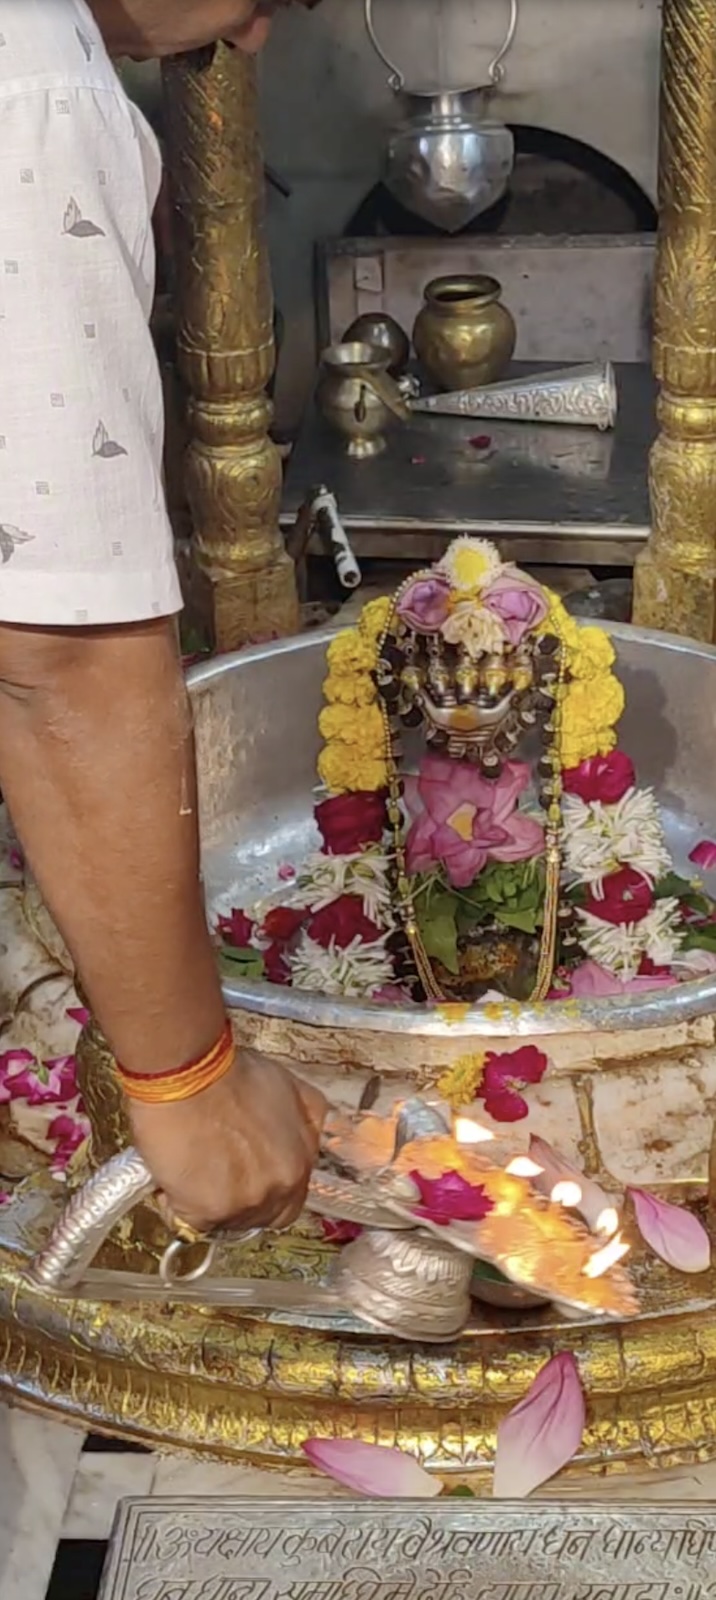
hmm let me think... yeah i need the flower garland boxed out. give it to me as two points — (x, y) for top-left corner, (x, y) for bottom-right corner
(215, 537), (716, 1016)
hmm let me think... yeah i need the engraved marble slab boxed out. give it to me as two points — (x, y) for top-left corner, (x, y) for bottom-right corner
(99, 1497), (716, 1600)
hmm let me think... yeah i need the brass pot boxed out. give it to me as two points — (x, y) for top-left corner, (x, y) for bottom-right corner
(342, 313), (410, 377)
(316, 341), (407, 458)
(413, 273), (516, 391)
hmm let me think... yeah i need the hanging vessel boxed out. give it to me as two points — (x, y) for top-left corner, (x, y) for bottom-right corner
(365, 0), (518, 232)
(413, 273), (516, 390)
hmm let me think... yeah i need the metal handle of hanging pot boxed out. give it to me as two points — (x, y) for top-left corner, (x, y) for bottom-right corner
(364, 0), (519, 92)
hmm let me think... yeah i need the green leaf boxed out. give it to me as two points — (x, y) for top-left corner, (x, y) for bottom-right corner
(420, 911), (460, 975)
(496, 907), (539, 934)
(444, 1486), (476, 1498)
(682, 926), (716, 953)
(218, 944), (266, 979)
(656, 872), (694, 899)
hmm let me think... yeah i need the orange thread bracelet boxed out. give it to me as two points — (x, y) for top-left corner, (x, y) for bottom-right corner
(116, 1021), (235, 1105)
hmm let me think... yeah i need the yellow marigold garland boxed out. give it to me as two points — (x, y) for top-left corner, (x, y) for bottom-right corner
(436, 1053), (486, 1109)
(318, 583), (625, 794)
(318, 608), (392, 794)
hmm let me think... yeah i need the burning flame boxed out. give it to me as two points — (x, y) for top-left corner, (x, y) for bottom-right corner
(595, 1205), (620, 1239)
(550, 1180), (583, 1209)
(506, 1155), (543, 1178)
(582, 1232), (630, 1278)
(454, 1115), (495, 1145)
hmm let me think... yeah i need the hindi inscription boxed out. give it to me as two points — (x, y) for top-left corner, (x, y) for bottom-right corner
(98, 1499), (716, 1600)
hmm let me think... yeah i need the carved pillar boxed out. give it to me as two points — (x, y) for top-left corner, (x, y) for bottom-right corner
(161, 46), (298, 652)
(633, 0), (716, 640)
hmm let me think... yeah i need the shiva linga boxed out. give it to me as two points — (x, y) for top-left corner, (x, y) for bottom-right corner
(4, 538), (716, 1476)
(27, 1099), (634, 1343)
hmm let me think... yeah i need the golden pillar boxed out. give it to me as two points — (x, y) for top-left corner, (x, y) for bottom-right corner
(633, 0), (716, 640)
(161, 45), (299, 652)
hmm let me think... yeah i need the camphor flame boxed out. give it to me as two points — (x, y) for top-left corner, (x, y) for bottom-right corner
(454, 1115), (495, 1145)
(582, 1231), (630, 1279)
(550, 1180), (583, 1209)
(506, 1155), (543, 1178)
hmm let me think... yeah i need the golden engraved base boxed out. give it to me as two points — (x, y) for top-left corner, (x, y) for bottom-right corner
(2, 1002), (716, 1480)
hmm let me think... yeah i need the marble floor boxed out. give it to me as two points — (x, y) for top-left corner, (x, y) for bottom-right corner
(3, 1404), (716, 1600)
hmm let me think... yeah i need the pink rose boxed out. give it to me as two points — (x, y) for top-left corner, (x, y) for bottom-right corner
(562, 751), (635, 804)
(482, 569), (548, 647)
(396, 574), (452, 633)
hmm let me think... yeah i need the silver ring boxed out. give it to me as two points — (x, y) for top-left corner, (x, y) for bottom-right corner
(159, 1236), (217, 1287)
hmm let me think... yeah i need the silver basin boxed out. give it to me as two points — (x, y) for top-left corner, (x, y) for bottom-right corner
(189, 623), (716, 1039)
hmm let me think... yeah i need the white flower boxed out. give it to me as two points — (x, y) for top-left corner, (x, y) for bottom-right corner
(289, 932), (394, 997)
(562, 789), (672, 890)
(577, 897), (683, 980)
(293, 848), (394, 928)
(441, 601), (506, 660)
(438, 535), (502, 592)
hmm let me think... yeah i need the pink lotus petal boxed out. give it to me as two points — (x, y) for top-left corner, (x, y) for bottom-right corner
(528, 1135), (619, 1237)
(629, 1187), (710, 1274)
(66, 1006), (90, 1028)
(689, 839), (716, 872)
(302, 1439), (440, 1499)
(493, 1352), (585, 1499)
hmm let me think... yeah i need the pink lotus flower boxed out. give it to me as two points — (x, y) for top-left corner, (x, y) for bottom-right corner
(494, 1352), (585, 1498)
(302, 1438), (440, 1498)
(482, 568), (549, 647)
(396, 573), (452, 634)
(408, 1169), (494, 1227)
(404, 756), (544, 889)
(558, 959), (676, 1000)
(629, 1187), (710, 1274)
(528, 1134), (619, 1236)
(689, 839), (716, 872)
(480, 1045), (548, 1122)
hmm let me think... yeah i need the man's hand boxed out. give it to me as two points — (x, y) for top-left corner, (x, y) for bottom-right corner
(129, 1050), (326, 1234)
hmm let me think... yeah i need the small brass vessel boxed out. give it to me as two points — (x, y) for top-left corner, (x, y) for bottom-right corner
(343, 312), (410, 376)
(413, 273), (516, 391)
(316, 341), (408, 458)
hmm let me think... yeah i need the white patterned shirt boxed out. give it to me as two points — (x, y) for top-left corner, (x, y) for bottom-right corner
(0, 0), (182, 625)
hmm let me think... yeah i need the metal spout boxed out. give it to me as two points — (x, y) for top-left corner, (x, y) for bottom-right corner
(410, 363), (618, 430)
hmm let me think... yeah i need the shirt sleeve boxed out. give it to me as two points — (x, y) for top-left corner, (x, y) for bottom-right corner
(0, 82), (182, 625)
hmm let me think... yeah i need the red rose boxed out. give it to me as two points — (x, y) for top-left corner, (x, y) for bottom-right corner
(583, 867), (654, 926)
(262, 906), (306, 943)
(562, 751), (635, 805)
(217, 908), (254, 948)
(315, 791), (388, 856)
(308, 894), (382, 949)
(263, 942), (291, 985)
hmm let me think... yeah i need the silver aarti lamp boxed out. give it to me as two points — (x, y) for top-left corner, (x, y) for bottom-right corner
(27, 1097), (635, 1342)
(365, 0), (519, 232)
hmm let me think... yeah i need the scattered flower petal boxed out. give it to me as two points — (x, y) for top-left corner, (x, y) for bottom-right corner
(689, 840), (716, 872)
(217, 908), (255, 948)
(493, 1352), (585, 1499)
(301, 1439), (440, 1498)
(629, 1187), (710, 1274)
(480, 1046), (548, 1123)
(319, 1218), (363, 1245)
(66, 1006), (90, 1028)
(278, 863), (296, 881)
(408, 1169), (494, 1227)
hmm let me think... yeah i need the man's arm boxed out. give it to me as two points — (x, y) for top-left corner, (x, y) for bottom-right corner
(0, 620), (322, 1233)
(0, 30), (322, 1229)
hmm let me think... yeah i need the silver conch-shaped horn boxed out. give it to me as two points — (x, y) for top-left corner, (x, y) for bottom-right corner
(410, 362), (618, 431)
